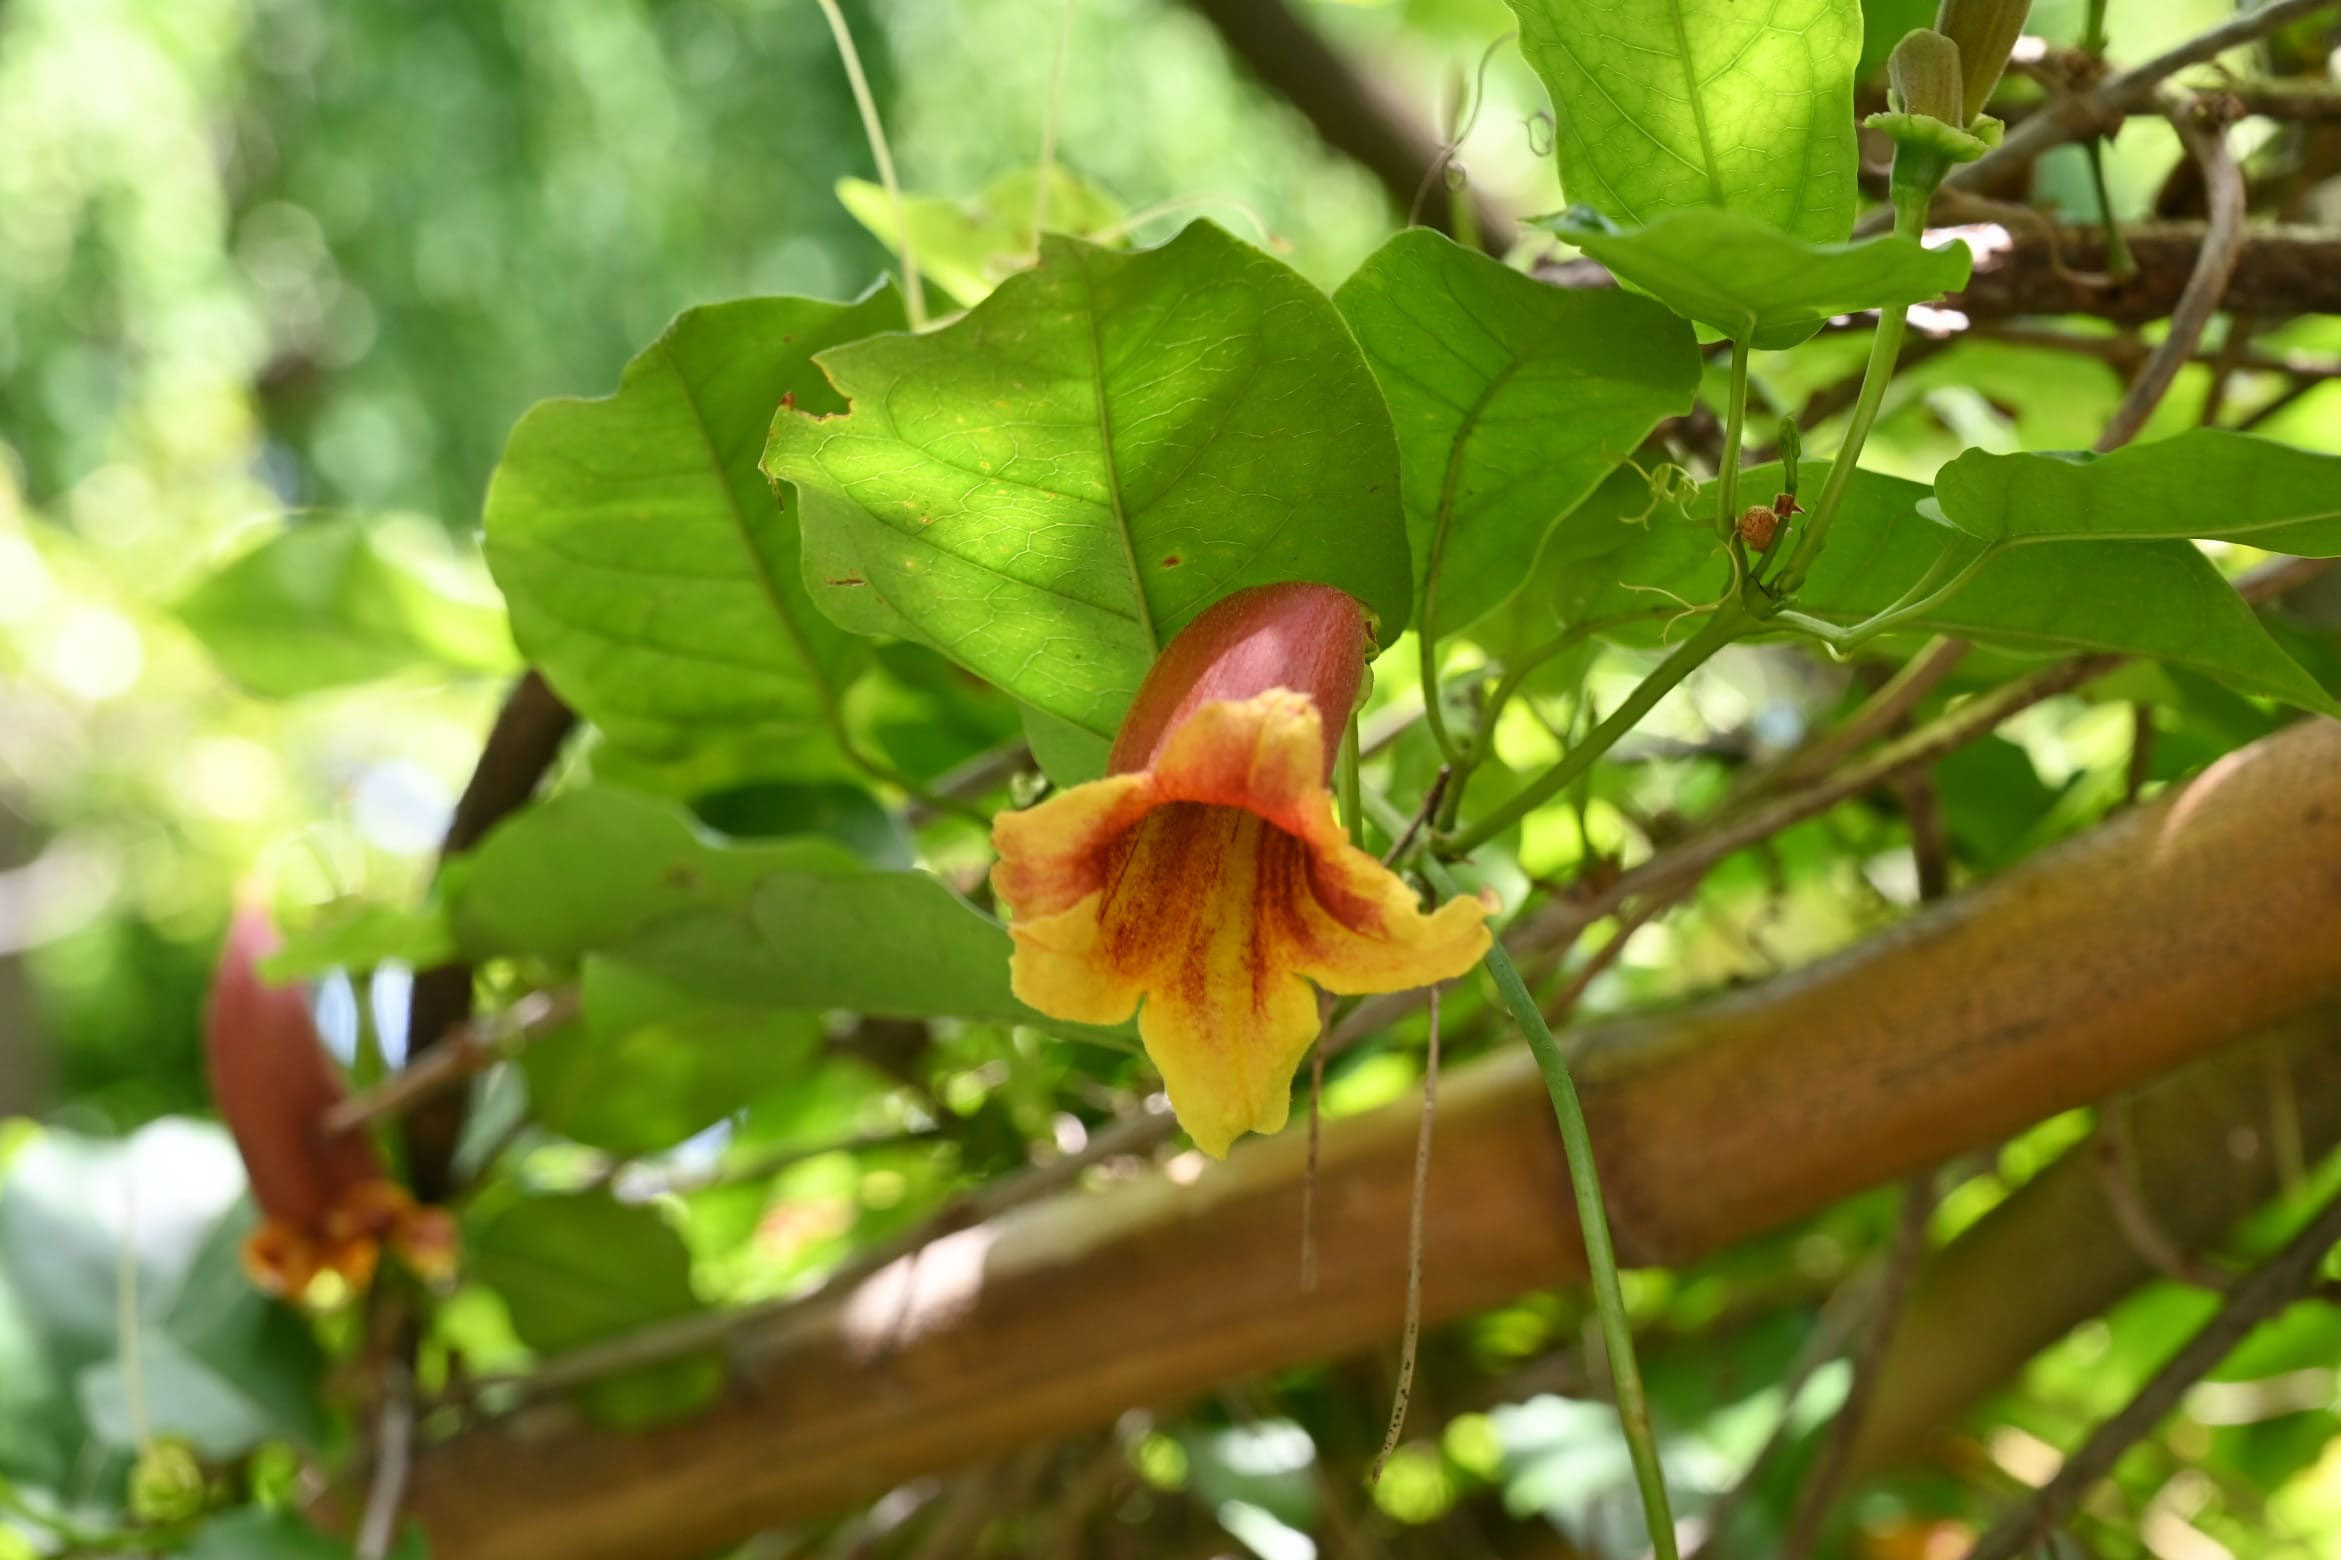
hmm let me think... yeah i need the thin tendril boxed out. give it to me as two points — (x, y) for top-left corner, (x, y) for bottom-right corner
(816, 0), (926, 330)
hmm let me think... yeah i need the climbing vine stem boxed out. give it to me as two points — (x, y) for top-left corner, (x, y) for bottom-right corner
(1366, 789), (1678, 1560)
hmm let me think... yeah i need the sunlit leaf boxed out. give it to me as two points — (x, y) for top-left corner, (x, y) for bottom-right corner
(766, 221), (1413, 739)
(1933, 430), (2341, 551)
(836, 167), (1126, 307)
(1540, 207), (1973, 349)
(1504, 0), (1863, 240)
(1334, 228), (1699, 630)
(484, 291), (904, 777)
(177, 514), (514, 697)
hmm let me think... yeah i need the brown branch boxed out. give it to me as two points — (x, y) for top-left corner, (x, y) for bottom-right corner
(1850, 997), (2341, 1479)
(1960, 1179), (2341, 1560)
(1180, 0), (1513, 250)
(1947, 223), (2341, 323)
(2094, 1096), (2235, 1291)
(399, 671), (575, 1203)
(2093, 96), (2247, 452)
(328, 987), (579, 1136)
(402, 716), (2341, 1560)
(1856, 0), (2341, 235)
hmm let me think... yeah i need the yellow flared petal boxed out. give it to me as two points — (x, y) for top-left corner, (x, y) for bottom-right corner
(1102, 806), (1323, 1157)
(991, 771), (1154, 920)
(1267, 826), (1493, 996)
(1007, 894), (1146, 1027)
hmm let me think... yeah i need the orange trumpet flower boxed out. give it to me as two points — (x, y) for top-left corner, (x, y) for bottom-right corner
(992, 583), (1491, 1157)
(206, 905), (455, 1300)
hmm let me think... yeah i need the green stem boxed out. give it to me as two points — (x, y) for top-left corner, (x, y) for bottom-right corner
(1366, 792), (1678, 1560)
(1771, 160), (1938, 598)
(1440, 602), (1748, 857)
(1716, 337), (1752, 538)
(816, 0), (927, 330)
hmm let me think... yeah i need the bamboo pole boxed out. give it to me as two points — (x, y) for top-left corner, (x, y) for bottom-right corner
(404, 718), (2341, 1560)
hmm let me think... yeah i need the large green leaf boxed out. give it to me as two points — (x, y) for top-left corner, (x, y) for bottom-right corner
(1525, 464), (2335, 710)
(523, 959), (823, 1157)
(1541, 207), (1973, 350)
(765, 221), (1413, 739)
(466, 1192), (716, 1427)
(177, 514), (515, 697)
(1505, 0), (1863, 240)
(449, 787), (1029, 1023)
(1332, 229), (1699, 632)
(1933, 430), (2341, 551)
(483, 291), (904, 774)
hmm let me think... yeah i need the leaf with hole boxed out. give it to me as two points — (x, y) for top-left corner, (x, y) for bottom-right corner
(1541, 206), (1973, 349)
(1333, 229), (1699, 632)
(1504, 0), (1863, 240)
(766, 221), (1412, 739)
(484, 291), (903, 780)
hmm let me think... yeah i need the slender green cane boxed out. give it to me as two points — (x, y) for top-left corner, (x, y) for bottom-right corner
(1368, 791), (1678, 1559)
(1716, 337), (1752, 538)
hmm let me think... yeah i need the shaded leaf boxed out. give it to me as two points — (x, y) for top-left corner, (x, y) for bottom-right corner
(767, 221), (1412, 738)
(1541, 206), (1972, 350)
(1504, 0), (1862, 240)
(449, 787), (1030, 1023)
(484, 291), (903, 775)
(837, 166), (1126, 307)
(523, 959), (823, 1157)
(1525, 463), (2336, 710)
(261, 898), (455, 981)
(1933, 430), (2341, 551)
(1333, 229), (1699, 630)
(465, 1192), (717, 1427)
(183, 1509), (425, 1560)
(177, 514), (513, 697)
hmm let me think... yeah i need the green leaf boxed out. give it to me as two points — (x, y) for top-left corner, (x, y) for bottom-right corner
(0, 1125), (326, 1464)
(183, 1509), (425, 1560)
(449, 787), (1030, 1023)
(1531, 464), (2336, 710)
(465, 1191), (717, 1427)
(1932, 430), (2341, 551)
(483, 291), (904, 776)
(1505, 0), (1863, 240)
(837, 166), (1126, 307)
(523, 959), (823, 1157)
(766, 221), (1413, 739)
(177, 514), (514, 697)
(261, 898), (456, 981)
(1332, 229), (1699, 631)
(1540, 207), (1973, 350)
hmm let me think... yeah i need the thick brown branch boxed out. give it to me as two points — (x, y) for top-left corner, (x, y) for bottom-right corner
(403, 718), (2341, 1560)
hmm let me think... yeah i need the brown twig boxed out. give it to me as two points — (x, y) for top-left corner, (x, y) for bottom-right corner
(327, 987), (580, 1136)
(2095, 1097), (2236, 1292)
(402, 671), (576, 1202)
(356, 1360), (417, 1560)
(1857, 0), (2341, 235)
(2093, 95), (2247, 453)
(1757, 637), (1971, 795)
(1960, 1179), (2341, 1560)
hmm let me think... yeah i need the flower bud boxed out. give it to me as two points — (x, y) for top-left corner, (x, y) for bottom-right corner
(1936, 0), (2031, 124)
(1107, 582), (1373, 780)
(206, 904), (453, 1298)
(1888, 28), (1966, 126)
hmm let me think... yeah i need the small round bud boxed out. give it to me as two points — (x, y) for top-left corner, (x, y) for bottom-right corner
(129, 1438), (209, 1524)
(1738, 504), (1782, 551)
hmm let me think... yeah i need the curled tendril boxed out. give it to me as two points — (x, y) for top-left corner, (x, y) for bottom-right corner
(1525, 111), (1556, 158)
